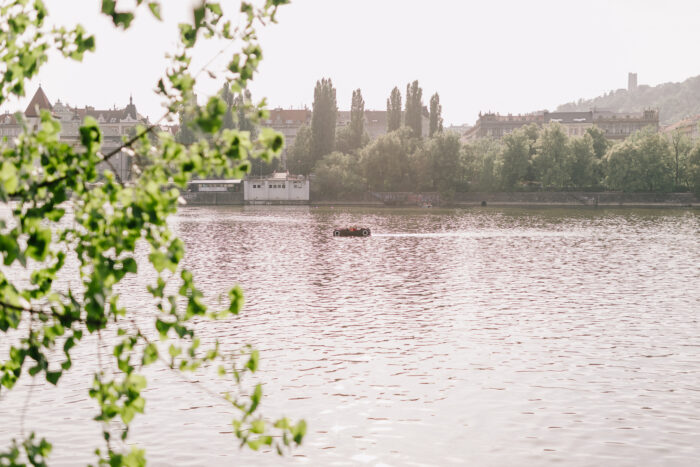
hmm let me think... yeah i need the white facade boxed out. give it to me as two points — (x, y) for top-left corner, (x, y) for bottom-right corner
(243, 173), (309, 204)
(188, 179), (242, 192)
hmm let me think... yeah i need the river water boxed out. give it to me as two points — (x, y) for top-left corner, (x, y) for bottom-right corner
(1, 206), (699, 466)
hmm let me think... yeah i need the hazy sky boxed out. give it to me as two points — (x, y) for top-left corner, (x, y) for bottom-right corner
(4, 0), (700, 125)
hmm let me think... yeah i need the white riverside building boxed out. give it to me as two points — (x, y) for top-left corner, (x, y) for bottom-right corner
(185, 173), (309, 205)
(243, 172), (309, 205)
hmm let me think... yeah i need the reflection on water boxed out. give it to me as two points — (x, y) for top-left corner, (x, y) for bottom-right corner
(1, 206), (699, 466)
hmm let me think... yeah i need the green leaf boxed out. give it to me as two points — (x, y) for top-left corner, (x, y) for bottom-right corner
(46, 371), (61, 385)
(250, 419), (265, 434)
(228, 285), (244, 315)
(246, 350), (259, 372)
(207, 3), (223, 16)
(195, 97), (226, 133)
(259, 127), (284, 153)
(292, 420), (307, 445)
(148, 2), (161, 20)
(26, 228), (51, 261)
(0, 162), (18, 194)
(193, 4), (206, 29)
(79, 116), (102, 150)
(248, 383), (262, 414)
(142, 343), (158, 366)
(178, 23), (196, 47)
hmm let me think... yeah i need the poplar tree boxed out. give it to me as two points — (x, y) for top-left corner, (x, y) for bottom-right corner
(350, 88), (365, 150)
(386, 86), (402, 132)
(311, 78), (337, 163)
(429, 92), (443, 137)
(405, 80), (423, 138)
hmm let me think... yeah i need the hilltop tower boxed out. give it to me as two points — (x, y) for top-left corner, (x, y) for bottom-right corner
(628, 72), (638, 92)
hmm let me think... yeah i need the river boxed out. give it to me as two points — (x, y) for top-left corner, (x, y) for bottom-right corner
(1, 206), (699, 466)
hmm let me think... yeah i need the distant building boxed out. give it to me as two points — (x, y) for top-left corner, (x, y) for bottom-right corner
(446, 123), (472, 135)
(462, 111), (544, 140)
(463, 109), (659, 141)
(337, 108), (430, 139)
(0, 86), (148, 181)
(263, 106), (431, 168)
(662, 115), (700, 142)
(593, 109), (659, 139)
(263, 108), (312, 168)
(628, 72), (638, 92)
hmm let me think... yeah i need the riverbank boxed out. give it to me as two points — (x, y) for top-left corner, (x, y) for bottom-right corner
(311, 192), (700, 208)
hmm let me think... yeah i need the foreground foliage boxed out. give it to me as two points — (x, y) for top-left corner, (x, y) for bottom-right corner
(0, 0), (305, 464)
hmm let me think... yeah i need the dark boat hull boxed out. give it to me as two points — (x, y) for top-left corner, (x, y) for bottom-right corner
(333, 228), (371, 237)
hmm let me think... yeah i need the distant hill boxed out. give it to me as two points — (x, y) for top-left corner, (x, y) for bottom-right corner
(557, 75), (700, 125)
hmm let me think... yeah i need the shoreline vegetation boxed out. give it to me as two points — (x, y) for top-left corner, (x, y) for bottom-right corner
(255, 79), (700, 202)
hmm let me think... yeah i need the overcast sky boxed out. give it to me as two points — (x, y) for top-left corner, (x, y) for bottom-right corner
(4, 0), (700, 126)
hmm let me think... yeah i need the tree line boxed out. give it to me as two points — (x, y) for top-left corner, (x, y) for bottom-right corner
(285, 78), (700, 198)
(180, 78), (700, 198)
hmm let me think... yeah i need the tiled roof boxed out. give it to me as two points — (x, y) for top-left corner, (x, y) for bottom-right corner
(662, 115), (700, 133)
(24, 86), (53, 117)
(70, 106), (139, 122)
(0, 113), (20, 125)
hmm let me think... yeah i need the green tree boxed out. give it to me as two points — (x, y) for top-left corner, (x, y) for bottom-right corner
(311, 78), (337, 162)
(407, 133), (459, 192)
(461, 138), (504, 191)
(499, 129), (530, 189)
(687, 143), (700, 193)
(175, 94), (199, 145)
(221, 83), (236, 130)
(585, 126), (610, 184)
(224, 87), (276, 176)
(669, 130), (692, 189)
(349, 88), (365, 151)
(428, 92), (443, 137)
(287, 124), (313, 175)
(605, 129), (673, 191)
(534, 123), (570, 189)
(0, 1), (305, 465)
(568, 134), (598, 188)
(405, 80), (423, 138)
(311, 151), (365, 199)
(586, 126), (610, 160)
(335, 125), (368, 155)
(426, 132), (460, 191)
(386, 86), (402, 132)
(360, 127), (416, 191)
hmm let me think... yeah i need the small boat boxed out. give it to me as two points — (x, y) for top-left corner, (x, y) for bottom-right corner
(333, 227), (371, 237)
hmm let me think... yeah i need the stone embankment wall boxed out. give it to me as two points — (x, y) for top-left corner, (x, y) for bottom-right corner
(180, 190), (698, 207)
(181, 192), (244, 205)
(452, 192), (698, 207)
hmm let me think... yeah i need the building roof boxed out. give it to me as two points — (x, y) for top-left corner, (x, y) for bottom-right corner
(24, 86), (53, 117)
(69, 105), (140, 122)
(266, 108), (311, 125)
(0, 113), (20, 125)
(189, 179), (241, 184)
(662, 115), (700, 133)
(478, 112), (545, 123)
